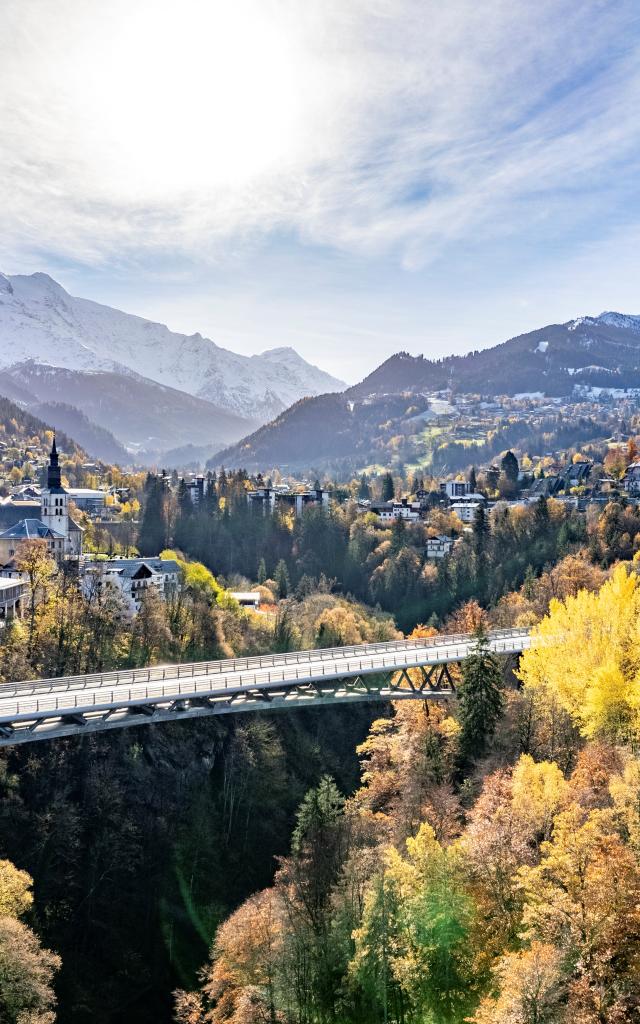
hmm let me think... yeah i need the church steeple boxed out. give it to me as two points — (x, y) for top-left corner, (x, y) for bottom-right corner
(47, 435), (62, 490)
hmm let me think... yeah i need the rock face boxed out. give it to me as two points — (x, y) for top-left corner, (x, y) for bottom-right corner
(0, 272), (345, 422)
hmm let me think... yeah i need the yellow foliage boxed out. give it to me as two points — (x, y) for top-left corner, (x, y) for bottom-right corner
(0, 859), (33, 918)
(518, 565), (640, 741)
(511, 755), (567, 839)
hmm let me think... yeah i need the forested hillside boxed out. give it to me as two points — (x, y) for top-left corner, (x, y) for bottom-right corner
(1, 469), (640, 1021)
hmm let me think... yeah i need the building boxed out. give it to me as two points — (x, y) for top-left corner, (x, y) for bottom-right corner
(80, 557), (180, 616)
(451, 501), (483, 524)
(623, 462), (640, 495)
(368, 498), (422, 523)
(439, 480), (471, 499)
(425, 535), (455, 559)
(67, 488), (107, 514)
(563, 460), (592, 487)
(229, 591), (262, 609)
(277, 488), (330, 515)
(0, 439), (84, 562)
(247, 487), (330, 516)
(0, 578), (25, 621)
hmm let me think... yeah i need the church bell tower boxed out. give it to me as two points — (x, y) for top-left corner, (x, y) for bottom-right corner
(41, 436), (69, 543)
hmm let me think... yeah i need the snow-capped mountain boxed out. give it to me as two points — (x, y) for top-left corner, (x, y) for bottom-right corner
(0, 272), (344, 421)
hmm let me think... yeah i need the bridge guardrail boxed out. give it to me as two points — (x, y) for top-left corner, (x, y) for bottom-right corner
(0, 633), (531, 725)
(0, 628), (530, 699)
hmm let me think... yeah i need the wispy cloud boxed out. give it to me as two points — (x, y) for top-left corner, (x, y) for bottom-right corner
(2, 0), (639, 271)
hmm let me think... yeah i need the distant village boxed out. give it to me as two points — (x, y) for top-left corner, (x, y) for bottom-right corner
(0, 417), (639, 626)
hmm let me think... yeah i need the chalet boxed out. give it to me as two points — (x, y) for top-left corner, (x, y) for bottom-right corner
(80, 557), (180, 617)
(425, 535), (455, 559)
(623, 462), (640, 495)
(563, 460), (592, 487)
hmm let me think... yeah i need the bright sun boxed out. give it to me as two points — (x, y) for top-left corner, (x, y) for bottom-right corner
(66, 0), (302, 200)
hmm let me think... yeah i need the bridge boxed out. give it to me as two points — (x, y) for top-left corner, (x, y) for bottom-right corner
(0, 628), (530, 747)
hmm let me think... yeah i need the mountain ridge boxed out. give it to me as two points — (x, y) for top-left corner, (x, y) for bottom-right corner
(0, 271), (345, 422)
(211, 311), (640, 472)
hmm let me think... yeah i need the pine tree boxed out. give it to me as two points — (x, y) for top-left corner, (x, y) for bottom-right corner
(501, 450), (519, 484)
(257, 558), (267, 585)
(357, 473), (371, 501)
(469, 466), (477, 492)
(457, 627), (504, 763)
(274, 559), (290, 598)
(381, 472), (395, 502)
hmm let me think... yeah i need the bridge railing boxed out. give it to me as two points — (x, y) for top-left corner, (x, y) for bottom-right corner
(0, 627), (530, 697)
(0, 631), (531, 724)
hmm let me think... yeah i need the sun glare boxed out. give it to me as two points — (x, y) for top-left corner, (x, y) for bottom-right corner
(69, 0), (302, 199)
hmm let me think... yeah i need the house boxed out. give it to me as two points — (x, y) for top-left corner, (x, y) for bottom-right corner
(0, 518), (69, 563)
(563, 460), (592, 487)
(426, 535), (455, 559)
(623, 462), (640, 495)
(80, 557), (180, 616)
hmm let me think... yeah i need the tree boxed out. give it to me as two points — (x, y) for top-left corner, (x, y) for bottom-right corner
(180, 889), (284, 1024)
(274, 560), (290, 599)
(358, 474), (371, 502)
(520, 804), (640, 1016)
(471, 942), (565, 1024)
(518, 565), (640, 742)
(457, 628), (504, 763)
(0, 859), (60, 1024)
(381, 473), (395, 502)
(0, 917), (61, 1024)
(15, 539), (57, 660)
(501, 450), (519, 484)
(469, 466), (477, 492)
(257, 558), (267, 585)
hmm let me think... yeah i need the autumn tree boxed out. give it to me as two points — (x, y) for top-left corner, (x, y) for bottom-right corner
(15, 539), (57, 660)
(519, 565), (640, 742)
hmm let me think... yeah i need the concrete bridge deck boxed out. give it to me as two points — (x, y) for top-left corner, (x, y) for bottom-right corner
(0, 628), (530, 747)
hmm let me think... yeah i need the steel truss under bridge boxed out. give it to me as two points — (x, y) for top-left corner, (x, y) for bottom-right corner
(0, 628), (530, 747)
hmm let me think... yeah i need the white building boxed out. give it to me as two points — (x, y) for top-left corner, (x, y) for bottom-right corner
(80, 557), (180, 617)
(440, 480), (471, 499)
(369, 499), (422, 523)
(451, 501), (483, 524)
(426, 535), (456, 559)
(0, 439), (83, 563)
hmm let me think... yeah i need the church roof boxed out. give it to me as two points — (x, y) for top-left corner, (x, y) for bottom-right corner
(0, 518), (66, 541)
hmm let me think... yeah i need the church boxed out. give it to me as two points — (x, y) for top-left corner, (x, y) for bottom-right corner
(0, 438), (84, 564)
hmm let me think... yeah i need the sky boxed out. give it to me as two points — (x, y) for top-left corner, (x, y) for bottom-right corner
(1, 0), (640, 383)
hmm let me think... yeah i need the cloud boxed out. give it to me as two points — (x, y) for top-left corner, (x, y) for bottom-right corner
(1, 0), (640, 273)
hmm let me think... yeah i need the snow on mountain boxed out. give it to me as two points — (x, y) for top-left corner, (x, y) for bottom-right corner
(0, 272), (345, 421)
(595, 311), (640, 333)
